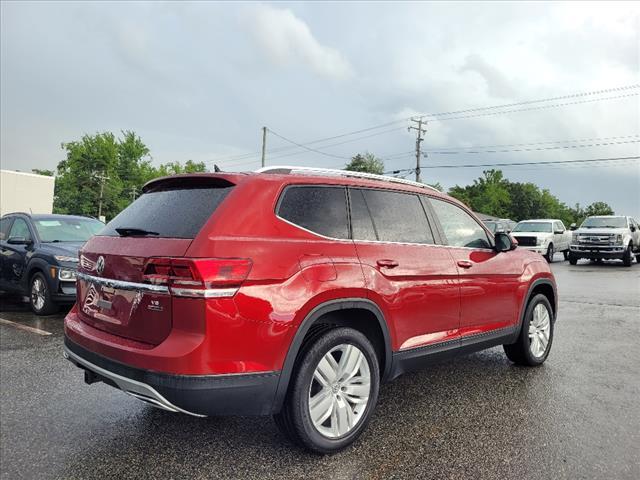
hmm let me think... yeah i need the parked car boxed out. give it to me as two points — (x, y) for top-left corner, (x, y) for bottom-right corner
(511, 219), (571, 262)
(64, 167), (557, 453)
(0, 213), (104, 314)
(569, 215), (640, 267)
(483, 218), (516, 233)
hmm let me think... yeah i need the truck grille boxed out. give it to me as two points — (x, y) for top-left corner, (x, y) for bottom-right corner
(578, 234), (613, 245)
(513, 236), (536, 246)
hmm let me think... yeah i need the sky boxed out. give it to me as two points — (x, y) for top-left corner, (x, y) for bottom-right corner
(1, 1), (639, 217)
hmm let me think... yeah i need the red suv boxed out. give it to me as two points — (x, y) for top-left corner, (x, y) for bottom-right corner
(64, 167), (557, 453)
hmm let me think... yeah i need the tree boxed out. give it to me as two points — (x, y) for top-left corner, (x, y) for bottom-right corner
(53, 131), (206, 220)
(585, 201), (614, 217)
(345, 152), (384, 175)
(32, 169), (54, 176)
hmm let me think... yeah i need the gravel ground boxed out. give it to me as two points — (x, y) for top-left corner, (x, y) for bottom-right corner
(1, 258), (639, 479)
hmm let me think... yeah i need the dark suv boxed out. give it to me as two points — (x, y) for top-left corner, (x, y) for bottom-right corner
(0, 213), (104, 314)
(64, 167), (557, 453)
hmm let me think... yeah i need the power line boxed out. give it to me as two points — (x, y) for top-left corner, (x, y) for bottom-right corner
(266, 128), (352, 160)
(210, 84), (640, 166)
(425, 139), (640, 155)
(423, 155), (640, 169)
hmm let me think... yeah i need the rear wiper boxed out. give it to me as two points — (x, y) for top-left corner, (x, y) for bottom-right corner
(115, 227), (159, 237)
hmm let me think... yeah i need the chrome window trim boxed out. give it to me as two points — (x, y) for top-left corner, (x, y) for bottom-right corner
(76, 272), (169, 294)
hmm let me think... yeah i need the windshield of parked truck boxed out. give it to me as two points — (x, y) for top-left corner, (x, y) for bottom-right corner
(34, 217), (104, 242)
(512, 222), (552, 233)
(580, 216), (627, 229)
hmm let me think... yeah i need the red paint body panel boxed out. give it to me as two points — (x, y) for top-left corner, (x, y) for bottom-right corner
(65, 171), (557, 380)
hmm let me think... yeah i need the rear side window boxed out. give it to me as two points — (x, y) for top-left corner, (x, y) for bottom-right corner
(429, 198), (491, 249)
(100, 186), (233, 238)
(355, 189), (434, 244)
(278, 186), (349, 239)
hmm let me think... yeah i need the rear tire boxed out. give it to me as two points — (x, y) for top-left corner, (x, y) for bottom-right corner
(623, 243), (632, 267)
(563, 250), (569, 261)
(30, 272), (58, 316)
(274, 327), (380, 454)
(504, 294), (554, 366)
(545, 243), (554, 263)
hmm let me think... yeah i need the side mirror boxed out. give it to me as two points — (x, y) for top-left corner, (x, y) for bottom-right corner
(631, 226), (637, 232)
(7, 236), (32, 245)
(570, 223), (577, 231)
(494, 232), (515, 252)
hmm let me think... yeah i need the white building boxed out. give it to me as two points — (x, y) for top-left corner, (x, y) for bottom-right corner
(0, 170), (55, 216)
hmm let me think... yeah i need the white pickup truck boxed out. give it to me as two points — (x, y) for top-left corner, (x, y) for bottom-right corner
(511, 219), (572, 262)
(569, 215), (640, 267)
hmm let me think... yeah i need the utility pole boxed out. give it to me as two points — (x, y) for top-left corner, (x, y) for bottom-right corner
(95, 172), (110, 220)
(261, 126), (267, 168)
(408, 117), (427, 183)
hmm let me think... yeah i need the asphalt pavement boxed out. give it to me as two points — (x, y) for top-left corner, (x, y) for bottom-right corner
(1, 257), (639, 479)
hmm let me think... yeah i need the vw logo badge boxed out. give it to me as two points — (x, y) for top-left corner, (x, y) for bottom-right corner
(96, 256), (105, 275)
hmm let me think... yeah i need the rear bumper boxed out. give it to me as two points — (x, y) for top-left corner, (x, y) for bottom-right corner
(64, 336), (280, 416)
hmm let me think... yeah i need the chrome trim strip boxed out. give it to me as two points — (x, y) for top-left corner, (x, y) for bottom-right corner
(63, 345), (206, 417)
(257, 165), (440, 192)
(76, 272), (169, 294)
(170, 287), (238, 298)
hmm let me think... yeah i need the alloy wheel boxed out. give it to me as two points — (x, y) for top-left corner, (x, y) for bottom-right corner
(308, 343), (371, 439)
(529, 303), (551, 358)
(31, 277), (46, 312)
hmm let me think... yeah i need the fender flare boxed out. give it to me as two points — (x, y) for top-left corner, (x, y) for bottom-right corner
(271, 298), (392, 413)
(512, 278), (557, 342)
(23, 257), (52, 291)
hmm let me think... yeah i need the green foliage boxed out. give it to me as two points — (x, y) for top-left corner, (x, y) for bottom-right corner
(448, 169), (613, 227)
(584, 201), (614, 217)
(53, 131), (207, 220)
(345, 152), (384, 175)
(31, 169), (54, 176)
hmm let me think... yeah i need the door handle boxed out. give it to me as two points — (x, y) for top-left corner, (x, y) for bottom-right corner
(376, 259), (399, 269)
(457, 260), (473, 269)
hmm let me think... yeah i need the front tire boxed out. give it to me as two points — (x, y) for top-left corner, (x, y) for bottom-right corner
(545, 243), (554, 263)
(274, 327), (380, 454)
(569, 253), (578, 265)
(623, 243), (633, 267)
(504, 294), (554, 366)
(30, 272), (58, 315)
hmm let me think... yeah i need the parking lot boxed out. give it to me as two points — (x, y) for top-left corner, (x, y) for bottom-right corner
(1, 259), (639, 480)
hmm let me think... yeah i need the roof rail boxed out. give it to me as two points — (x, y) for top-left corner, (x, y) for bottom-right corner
(255, 166), (440, 193)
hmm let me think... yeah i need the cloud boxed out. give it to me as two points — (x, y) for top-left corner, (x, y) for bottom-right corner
(459, 54), (517, 99)
(244, 4), (354, 80)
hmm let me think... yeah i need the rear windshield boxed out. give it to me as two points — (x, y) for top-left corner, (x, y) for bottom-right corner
(99, 186), (233, 238)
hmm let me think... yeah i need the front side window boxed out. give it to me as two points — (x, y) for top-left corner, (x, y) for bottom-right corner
(8, 218), (31, 241)
(429, 198), (491, 249)
(356, 189), (434, 244)
(278, 186), (349, 239)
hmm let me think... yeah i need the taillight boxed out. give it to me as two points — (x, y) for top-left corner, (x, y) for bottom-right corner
(143, 258), (252, 298)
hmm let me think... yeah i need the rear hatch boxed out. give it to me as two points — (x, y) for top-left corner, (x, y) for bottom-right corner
(77, 176), (235, 345)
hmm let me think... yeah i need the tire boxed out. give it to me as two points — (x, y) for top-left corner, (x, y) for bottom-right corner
(569, 253), (578, 265)
(623, 243), (632, 267)
(274, 327), (380, 454)
(563, 250), (569, 261)
(545, 243), (554, 263)
(30, 272), (58, 315)
(504, 294), (554, 367)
